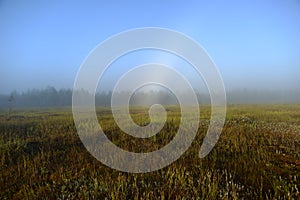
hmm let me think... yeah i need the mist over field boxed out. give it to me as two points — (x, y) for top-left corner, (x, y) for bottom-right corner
(1, 2), (300, 199)
(1, 1), (299, 100)
(0, 86), (300, 108)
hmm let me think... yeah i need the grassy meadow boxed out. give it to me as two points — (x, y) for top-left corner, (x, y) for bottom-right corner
(0, 105), (299, 199)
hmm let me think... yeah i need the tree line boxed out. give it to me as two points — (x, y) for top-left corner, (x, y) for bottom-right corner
(0, 86), (299, 108)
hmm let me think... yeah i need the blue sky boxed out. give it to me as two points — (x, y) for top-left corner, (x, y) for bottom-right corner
(0, 0), (299, 94)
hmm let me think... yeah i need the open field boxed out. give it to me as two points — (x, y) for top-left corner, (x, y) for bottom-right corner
(0, 105), (299, 199)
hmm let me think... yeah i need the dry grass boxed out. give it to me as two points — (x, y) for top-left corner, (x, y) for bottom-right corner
(0, 105), (299, 199)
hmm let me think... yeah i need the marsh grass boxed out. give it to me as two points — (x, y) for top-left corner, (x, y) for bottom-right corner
(0, 105), (299, 199)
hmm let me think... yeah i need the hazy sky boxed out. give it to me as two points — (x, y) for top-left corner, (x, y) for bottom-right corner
(0, 0), (300, 94)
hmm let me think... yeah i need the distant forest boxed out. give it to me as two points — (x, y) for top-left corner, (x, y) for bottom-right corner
(0, 86), (300, 108)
